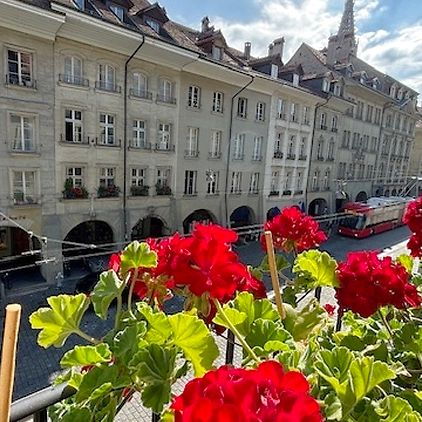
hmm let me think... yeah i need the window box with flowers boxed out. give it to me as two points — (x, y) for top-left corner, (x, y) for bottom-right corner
(62, 178), (89, 199)
(130, 185), (149, 197)
(155, 183), (172, 196)
(97, 185), (120, 198)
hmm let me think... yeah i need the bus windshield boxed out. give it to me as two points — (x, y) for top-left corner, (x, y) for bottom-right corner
(339, 215), (366, 230)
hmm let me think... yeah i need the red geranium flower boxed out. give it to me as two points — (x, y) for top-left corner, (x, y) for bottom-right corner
(335, 251), (421, 317)
(261, 207), (326, 253)
(171, 361), (323, 422)
(323, 304), (336, 316)
(108, 253), (121, 273)
(403, 197), (422, 257)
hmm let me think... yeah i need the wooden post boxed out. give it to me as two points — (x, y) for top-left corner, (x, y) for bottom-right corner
(264, 231), (286, 320)
(0, 304), (21, 422)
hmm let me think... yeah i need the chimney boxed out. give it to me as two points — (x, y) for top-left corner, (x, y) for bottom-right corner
(244, 42), (251, 60)
(271, 37), (285, 60)
(201, 16), (210, 32)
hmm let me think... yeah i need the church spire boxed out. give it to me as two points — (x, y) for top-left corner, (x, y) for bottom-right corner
(338, 0), (355, 38)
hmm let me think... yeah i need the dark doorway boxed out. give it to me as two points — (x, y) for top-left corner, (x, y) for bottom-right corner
(131, 216), (165, 240)
(183, 209), (216, 234)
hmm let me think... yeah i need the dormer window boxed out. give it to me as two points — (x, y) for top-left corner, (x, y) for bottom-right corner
(333, 84), (341, 96)
(397, 88), (403, 100)
(322, 79), (330, 92)
(146, 18), (160, 33)
(110, 4), (124, 21)
(292, 73), (299, 86)
(270, 64), (278, 79)
(390, 84), (397, 98)
(212, 46), (222, 60)
(73, 0), (84, 9)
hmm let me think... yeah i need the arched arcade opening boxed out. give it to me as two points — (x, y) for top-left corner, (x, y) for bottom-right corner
(131, 216), (167, 240)
(183, 209), (217, 234)
(308, 198), (328, 216)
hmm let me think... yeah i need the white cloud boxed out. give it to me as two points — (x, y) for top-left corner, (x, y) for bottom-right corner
(207, 0), (421, 95)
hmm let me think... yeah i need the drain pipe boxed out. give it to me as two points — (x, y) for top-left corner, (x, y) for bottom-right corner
(224, 75), (255, 227)
(123, 34), (146, 241)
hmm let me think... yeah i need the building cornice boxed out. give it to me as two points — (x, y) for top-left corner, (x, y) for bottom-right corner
(0, 0), (65, 40)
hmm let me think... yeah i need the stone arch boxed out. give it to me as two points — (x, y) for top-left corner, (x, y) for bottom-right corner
(266, 207), (281, 221)
(385, 189), (390, 197)
(355, 191), (368, 202)
(183, 209), (217, 234)
(391, 189), (397, 196)
(230, 206), (256, 228)
(375, 188), (382, 196)
(308, 198), (328, 216)
(131, 215), (168, 240)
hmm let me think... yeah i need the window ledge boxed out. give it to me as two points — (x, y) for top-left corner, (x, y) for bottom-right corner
(57, 81), (89, 91)
(9, 150), (40, 157)
(59, 141), (91, 148)
(94, 88), (121, 97)
(211, 110), (224, 117)
(186, 106), (201, 112)
(5, 83), (37, 93)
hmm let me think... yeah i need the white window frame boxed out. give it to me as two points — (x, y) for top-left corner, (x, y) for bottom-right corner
(99, 167), (116, 187)
(296, 171), (303, 190)
(255, 102), (266, 121)
(133, 72), (148, 96)
(303, 106), (310, 124)
(158, 123), (171, 150)
(65, 109), (83, 143)
(98, 64), (116, 91)
(230, 171), (242, 194)
(66, 167), (84, 188)
(206, 170), (219, 195)
(212, 46), (222, 60)
(186, 127), (199, 156)
(271, 64), (278, 79)
(10, 114), (36, 152)
(210, 130), (222, 158)
(156, 168), (170, 188)
(237, 97), (248, 118)
(184, 170), (198, 195)
(288, 135), (296, 157)
(64, 56), (83, 85)
(12, 170), (37, 204)
(233, 134), (245, 159)
(7, 48), (33, 87)
(188, 85), (201, 108)
(249, 172), (259, 194)
(320, 113), (327, 129)
(159, 78), (173, 101)
(212, 91), (224, 113)
(290, 103), (298, 122)
(252, 136), (263, 160)
(132, 119), (146, 148)
(131, 168), (147, 187)
(271, 171), (279, 193)
(299, 137), (306, 158)
(99, 113), (115, 145)
(146, 18), (160, 33)
(110, 4), (124, 21)
(277, 98), (285, 119)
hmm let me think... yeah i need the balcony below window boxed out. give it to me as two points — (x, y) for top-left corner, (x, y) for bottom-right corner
(298, 155), (307, 161)
(96, 138), (121, 147)
(331, 127), (338, 133)
(58, 74), (89, 87)
(286, 153), (296, 160)
(269, 191), (279, 197)
(6, 74), (36, 89)
(316, 156), (324, 161)
(97, 185), (120, 198)
(273, 150), (283, 159)
(155, 184), (172, 196)
(63, 187), (89, 200)
(130, 88), (153, 100)
(230, 190), (242, 195)
(249, 190), (259, 195)
(252, 155), (262, 161)
(282, 190), (292, 196)
(208, 151), (222, 159)
(95, 81), (121, 93)
(60, 134), (90, 145)
(154, 143), (175, 152)
(156, 94), (176, 105)
(232, 154), (245, 161)
(130, 142), (151, 150)
(277, 113), (286, 120)
(320, 125), (327, 130)
(326, 157), (335, 161)
(184, 150), (199, 158)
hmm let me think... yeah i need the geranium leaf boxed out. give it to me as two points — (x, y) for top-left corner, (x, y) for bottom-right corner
(131, 344), (176, 413)
(61, 408), (92, 422)
(137, 303), (172, 344)
(283, 299), (325, 341)
(245, 319), (293, 357)
(396, 254), (414, 273)
(29, 294), (90, 348)
(60, 344), (112, 368)
(375, 395), (422, 421)
(213, 307), (247, 333)
(293, 250), (339, 288)
(114, 322), (147, 366)
(324, 393), (343, 421)
(91, 270), (124, 320)
(347, 357), (396, 404)
(168, 313), (218, 376)
(120, 241), (157, 274)
(315, 347), (353, 389)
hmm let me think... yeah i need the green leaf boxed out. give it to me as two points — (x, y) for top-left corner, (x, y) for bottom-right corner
(293, 250), (338, 288)
(120, 241), (157, 274)
(91, 270), (124, 320)
(375, 395), (422, 421)
(396, 255), (414, 273)
(283, 299), (325, 341)
(131, 344), (176, 413)
(29, 294), (90, 348)
(213, 307), (247, 332)
(137, 303), (172, 344)
(114, 322), (147, 366)
(260, 253), (289, 272)
(60, 344), (112, 368)
(61, 408), (92, 422)
(245, 319), (293, 357)
(169, 313), (218, 376)
(324, 393), (343, 421)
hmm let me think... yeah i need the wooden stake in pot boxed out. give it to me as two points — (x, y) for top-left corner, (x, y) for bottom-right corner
(0, 304), (22, 422)
(264, 231), (286, 320)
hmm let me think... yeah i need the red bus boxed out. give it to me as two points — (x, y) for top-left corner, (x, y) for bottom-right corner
(338, 197), (412, 239)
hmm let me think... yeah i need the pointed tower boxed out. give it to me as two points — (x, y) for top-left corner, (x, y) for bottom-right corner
(327, 0), (358, 65)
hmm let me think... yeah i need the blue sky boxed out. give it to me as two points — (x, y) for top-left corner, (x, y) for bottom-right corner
(161, 0), (422, 95)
